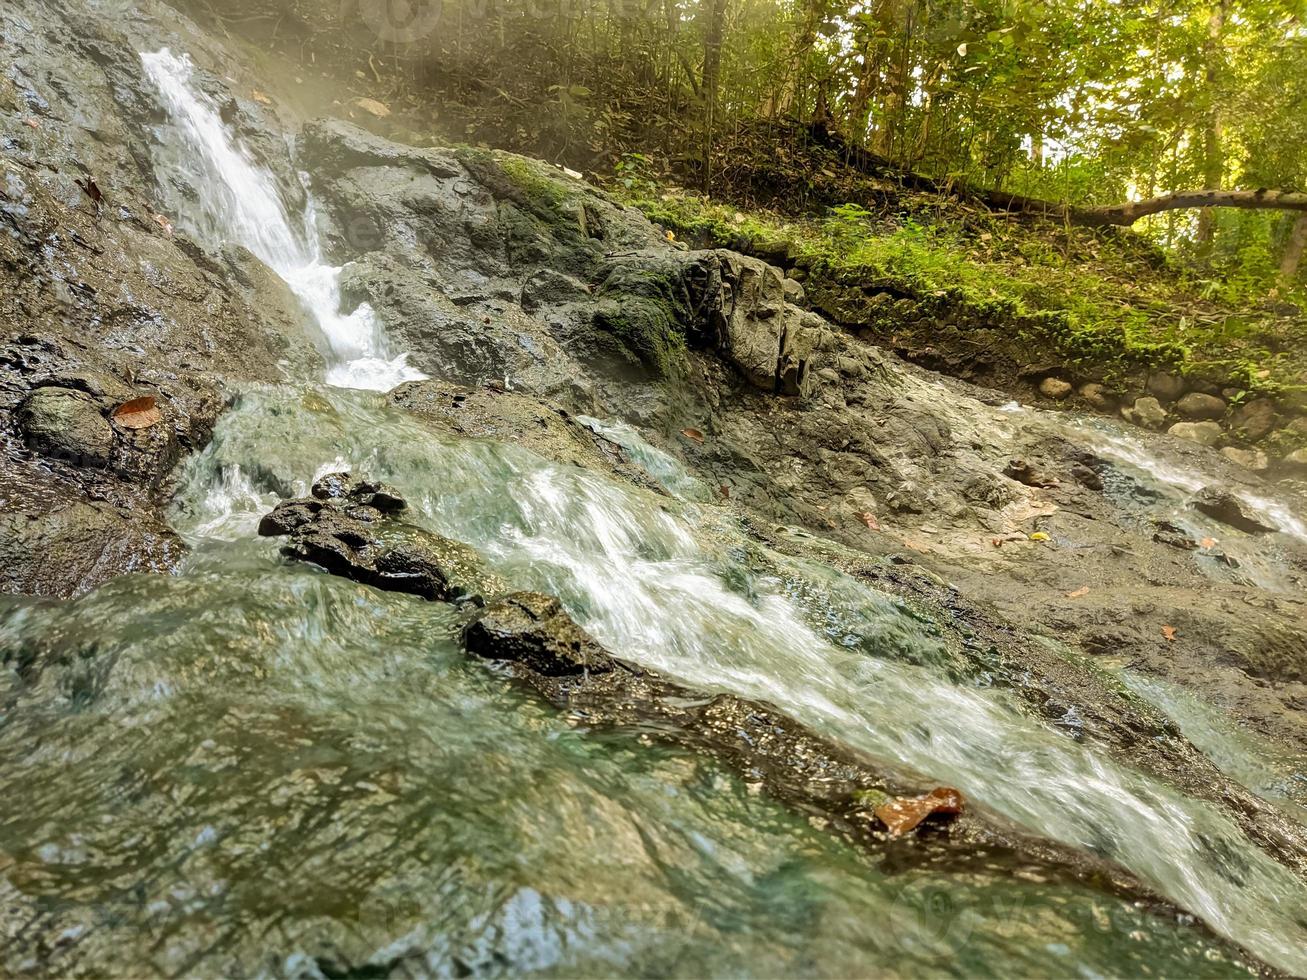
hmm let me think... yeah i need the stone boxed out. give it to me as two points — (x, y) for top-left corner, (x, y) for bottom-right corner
(1122, 396), (1167, 430)
(1078, 382), (1114, 411)
(1220, 447), (1269, 471)
(1174, 392), (1226, 421)
(1191, 488), (1277, 534)
(1230, 398), (1277, 441)
(1039, 377), (1072, 400)
(1282, 448), (1307, 474)
(258, 492), (500, 604)
(463, 592), (616, 676)
(310, 471), (407, 513)
(17, 387), (115, 469)
(1003, 458), (1059, 488)
(1146, 371), (1185, 403)
(1167, 421), (1222, 447)
(782, 277), (806, 306)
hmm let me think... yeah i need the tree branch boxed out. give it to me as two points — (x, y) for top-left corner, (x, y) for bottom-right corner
(1076, 189), (1307, 226)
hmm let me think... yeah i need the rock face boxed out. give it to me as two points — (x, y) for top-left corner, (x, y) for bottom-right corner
(464, 592), (617, 676)
(1175, 392), (1227, 421)
(0, 0), (323, 597)
(258, 474), (502, 603)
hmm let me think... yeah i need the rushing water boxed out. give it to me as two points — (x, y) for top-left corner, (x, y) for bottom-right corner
(0, 46), (1304, 977)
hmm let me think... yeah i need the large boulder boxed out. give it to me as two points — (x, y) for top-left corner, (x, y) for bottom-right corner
(1168, 421), (1222, 447)
(1230, 398), (1278, 441)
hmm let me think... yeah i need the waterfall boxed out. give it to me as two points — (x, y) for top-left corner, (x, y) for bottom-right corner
(140, 49), (424, 392)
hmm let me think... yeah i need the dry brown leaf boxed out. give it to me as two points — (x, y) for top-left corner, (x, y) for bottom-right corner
(680, 428), (704, 443)
(250, 89), (273, 105)
(718, 484), (730, 499)
(1200, 537), (1216, 549)
(856, 511), (880, 531)
(1065, 586), (1090, 598)
(153, 214), (173, 236)
(1161, 625), (1177, 642)
(875, 787), (965, 837)
(111, 396), (162, 430)
(23, 117), (40, 129)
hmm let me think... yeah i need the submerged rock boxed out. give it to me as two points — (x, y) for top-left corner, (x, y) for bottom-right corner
(1191, 488), (1278, 534)
(464, 592), (617, 676)
(258, 476), (501, 603)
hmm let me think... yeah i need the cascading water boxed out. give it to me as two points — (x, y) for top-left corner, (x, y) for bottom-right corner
(139, 49), (423, 392)
(1, 44), (1305, 978)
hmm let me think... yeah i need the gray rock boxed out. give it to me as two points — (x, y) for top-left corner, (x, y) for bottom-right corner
(17, 387), (115, 468)
(1168, 421), (1223, 447)
(782, 277), (806, 307)
(1039, 377), (1072, 400)
(1282, 448), (1307, 473)
(1175, 392), (1227, 421)
(1146, 371), (1185, 403)
(463, 592), (616, 676)
(1122, 396), (1168, 429)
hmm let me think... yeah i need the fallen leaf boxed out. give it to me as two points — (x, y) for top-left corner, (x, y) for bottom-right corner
(353, 97), (391, 118)
(1200, 537), (1216, 549)
(875, 787), (965, 837)
(1029, 531), (1051, 542)
(23, 117), (40, 130)
(111, 396), (162, 430)
(74, 176), (103, 207)
(1161, 625), (1177, 642)
(680, 428), (704, 443)
(665, 230), (676, 242)
(250, 89), (273, 105)
(1065, 586), (1090, 598)
(856, 511), (880, 531)
(718, 484), (730, 499)
(991, 537), (1003, 547)
(153, 213), (173, 236)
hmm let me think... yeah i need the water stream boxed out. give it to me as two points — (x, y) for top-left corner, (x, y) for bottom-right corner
(0, 46), (1304, 976)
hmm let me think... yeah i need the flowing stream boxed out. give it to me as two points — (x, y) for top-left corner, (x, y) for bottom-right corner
(0, 47), (1305, 977)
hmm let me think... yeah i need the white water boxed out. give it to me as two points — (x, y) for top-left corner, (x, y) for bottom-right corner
(140, 49), (423, 392)
(136, 51), (1307, 974)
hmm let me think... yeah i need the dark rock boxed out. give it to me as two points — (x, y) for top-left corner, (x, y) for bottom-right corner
(1003, 458), (1059, 488)
(17, 387), (115, 468)
(1070, 464), (1103, 491)
(1146, 371), (1185, 403)
(259, 492), (498, 603)
(1153, 521), (1198, 551)
(1230, 398), (1278, 441)
(1175, 392), (1227, 421)
(464, 591), (616, 676)
(1191, 488), (1278, 534)
(310, 471), (407, 513)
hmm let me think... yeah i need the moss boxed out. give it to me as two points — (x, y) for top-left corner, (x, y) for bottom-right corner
(594, 297), (688, 378)
(495, 154), (569, 209)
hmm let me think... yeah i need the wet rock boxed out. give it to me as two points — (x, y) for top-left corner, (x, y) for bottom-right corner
(1280, 448), (1307, 474)
(1220, 447), (1269, 471)
(17, 387), (115, 468)
(463, 591), (616, 676)
(1152, 521), (1198, 551)
(1121, 396), (1167, 429)
(258, 490), (499, 604)
(1230, 398), (1277, 441)
(1175, 392), (1226, 421)
(1191, 488), (1278, 534)
(1077, 382), (1114, 411)
(1039, 377), (1072, 400)
(310, 471), (407, 513)
(1003, 458), (1059, 488)
(1146, 371), (1185, 403)
(520, 268), (589, 312)
(1168, 421), (1222, 448)
(1070, 463), (1104, 491)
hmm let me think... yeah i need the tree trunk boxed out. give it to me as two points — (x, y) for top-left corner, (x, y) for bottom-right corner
(1078, 188), (1307, 227)
(1194, 0), (1228, 255)
(701, 0), (728, 193)
(1280, 214), (1307, 285)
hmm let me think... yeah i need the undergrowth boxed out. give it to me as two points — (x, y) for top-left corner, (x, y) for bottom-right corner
(613, 158), (1307, 395)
